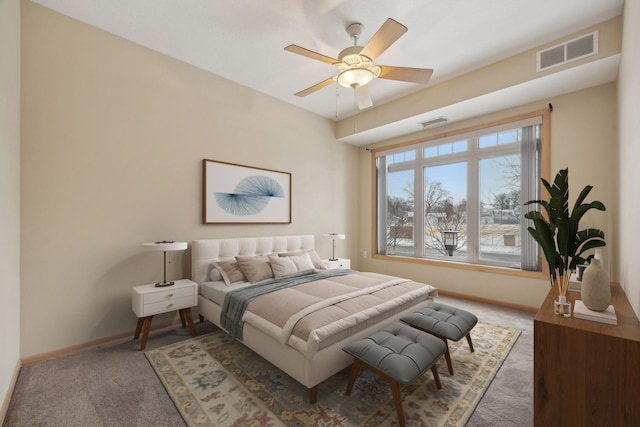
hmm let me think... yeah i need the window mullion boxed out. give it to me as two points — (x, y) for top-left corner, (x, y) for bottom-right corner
(414, 165), (425, 257)
(467, 142), (480, 261)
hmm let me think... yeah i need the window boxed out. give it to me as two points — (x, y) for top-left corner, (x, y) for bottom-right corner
(375, 113), (547, 271)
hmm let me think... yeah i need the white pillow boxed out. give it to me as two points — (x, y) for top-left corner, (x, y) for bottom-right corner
(269, 256), (297, 278)
(289, 252), (315, 272)
(210, 266), (223, 281)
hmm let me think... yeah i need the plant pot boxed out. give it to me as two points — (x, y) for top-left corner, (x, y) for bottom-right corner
(554, 295), (571, 317)
(581, 258), (611, 311)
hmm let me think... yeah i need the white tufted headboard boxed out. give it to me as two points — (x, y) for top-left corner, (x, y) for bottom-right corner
(191, 235), (316, 284)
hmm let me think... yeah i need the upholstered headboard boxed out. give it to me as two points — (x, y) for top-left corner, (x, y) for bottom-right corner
(191, 235), (316, 284)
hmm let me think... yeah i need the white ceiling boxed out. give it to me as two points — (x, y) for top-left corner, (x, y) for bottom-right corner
(32, 0), (624, 144)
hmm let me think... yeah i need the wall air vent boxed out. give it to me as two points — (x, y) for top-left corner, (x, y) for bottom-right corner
(420, 117), (448, 129)
(537, 31), (598, 72)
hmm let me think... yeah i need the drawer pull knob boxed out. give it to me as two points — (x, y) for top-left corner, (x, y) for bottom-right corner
(167, 303), (174, 309)
(167, 293), (174, 298)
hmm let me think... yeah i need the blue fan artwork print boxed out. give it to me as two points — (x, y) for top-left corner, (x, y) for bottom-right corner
(214, 175), (284, 216)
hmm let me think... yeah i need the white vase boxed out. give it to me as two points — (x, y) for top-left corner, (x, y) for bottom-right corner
(580, 258), (611, 311)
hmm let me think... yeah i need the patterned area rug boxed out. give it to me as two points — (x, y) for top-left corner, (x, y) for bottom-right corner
(146, 322), (520, 426)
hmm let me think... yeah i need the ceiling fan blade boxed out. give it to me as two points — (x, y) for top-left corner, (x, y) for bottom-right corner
(379, 66), (433, 84)
(284, 44), (337, 65)
(294, 77), (335, 97)
(359, 18), (407, 60)
(354, 85), (373, 109)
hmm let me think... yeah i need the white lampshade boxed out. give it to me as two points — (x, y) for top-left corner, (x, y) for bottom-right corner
(323, 233), (346, 241)
(337, 68), (373, 88)
(142, 241), (187, 287)
(142, 241), (188, 252)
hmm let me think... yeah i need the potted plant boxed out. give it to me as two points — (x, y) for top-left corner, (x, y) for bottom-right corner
(524, 168), (606, 314)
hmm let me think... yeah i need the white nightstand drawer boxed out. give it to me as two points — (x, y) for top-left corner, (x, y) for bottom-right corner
(132, 279), (197, 318)
(322, 258), (351, 270)
(141, 295), (196, 317)
(143, 286), (193, 304)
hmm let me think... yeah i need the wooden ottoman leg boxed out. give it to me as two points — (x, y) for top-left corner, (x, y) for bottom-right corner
(466, 333), (475, 352)
(443, 340), (454, 375)
(389, 379), (406, 427)
(345, 359), (363, 395)
(431, 363), (442, 389)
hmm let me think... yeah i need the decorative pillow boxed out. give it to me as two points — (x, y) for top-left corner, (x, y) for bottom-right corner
(210, 266), (223, 282)
(235, 255), (274, 283)
(268, 256), (297, 278)
(279, 249), (326, 270)
(288, 252), (315, 272)
(213, 260), (246, 285)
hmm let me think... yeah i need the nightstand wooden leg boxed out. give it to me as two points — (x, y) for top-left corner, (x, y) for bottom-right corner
(179, 310), (186, 327)
(140, 316), (154, 351)
(181, 308), (196, 336)
(199, 314), (205, 323)
(134, 318), (144, 340)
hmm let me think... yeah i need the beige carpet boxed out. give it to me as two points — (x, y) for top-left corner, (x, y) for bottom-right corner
(146, 321), (520, 426)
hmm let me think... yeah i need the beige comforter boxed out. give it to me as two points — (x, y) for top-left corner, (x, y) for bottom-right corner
(241, 271), (437, 357)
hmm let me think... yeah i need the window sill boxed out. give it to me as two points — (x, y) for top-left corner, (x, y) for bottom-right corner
(372, 253), (548, 280)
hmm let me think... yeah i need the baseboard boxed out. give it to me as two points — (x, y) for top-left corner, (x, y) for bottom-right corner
(0, 359), (21, 424)
(438, 289), (539, 313)
(20, 319), (182, 366)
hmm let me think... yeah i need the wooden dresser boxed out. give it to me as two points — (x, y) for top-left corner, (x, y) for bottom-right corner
(534, 283), (640, 426)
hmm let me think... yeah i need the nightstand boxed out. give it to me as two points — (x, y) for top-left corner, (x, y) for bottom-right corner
(131, 279), (198, 350)
(322, 258), (351, 270)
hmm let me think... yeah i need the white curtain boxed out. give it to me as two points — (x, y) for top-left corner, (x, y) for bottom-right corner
(520, 124), (541, 271)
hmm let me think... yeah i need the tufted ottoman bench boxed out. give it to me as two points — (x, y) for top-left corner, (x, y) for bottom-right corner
(400, 302), (478, 375)
(342, 322), (446, 427)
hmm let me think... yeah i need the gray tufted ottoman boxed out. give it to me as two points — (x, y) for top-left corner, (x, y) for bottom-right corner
(400, 302), (478, 375)
(342, 322), (446, 427)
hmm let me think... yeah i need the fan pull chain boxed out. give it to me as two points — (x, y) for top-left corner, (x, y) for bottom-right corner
(335, 85), (340, 119)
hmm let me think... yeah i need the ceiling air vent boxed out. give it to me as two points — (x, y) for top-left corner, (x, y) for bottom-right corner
(537, 30), (598, 72)
(420, 117), (448, 129)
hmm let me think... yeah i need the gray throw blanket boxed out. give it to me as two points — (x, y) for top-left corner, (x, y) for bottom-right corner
(221, 269), (353, 340)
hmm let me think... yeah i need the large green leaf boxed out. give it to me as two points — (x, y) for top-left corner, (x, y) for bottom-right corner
(523, 168), (606, 286)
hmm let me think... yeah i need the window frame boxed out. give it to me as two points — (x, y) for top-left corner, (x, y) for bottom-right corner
(370, 109), (550, 278)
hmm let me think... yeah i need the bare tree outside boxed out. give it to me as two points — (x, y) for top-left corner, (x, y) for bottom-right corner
(386, 195), (413, 253)
(423, 179), (467, 255)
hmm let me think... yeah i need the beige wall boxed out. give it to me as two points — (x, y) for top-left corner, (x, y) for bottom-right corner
(618, 0), (640, 317)
(17, 1), (632, 361)
(20, 2), (359, 357)
(358, 83), (618, 310)
(0, 0), (21, 418)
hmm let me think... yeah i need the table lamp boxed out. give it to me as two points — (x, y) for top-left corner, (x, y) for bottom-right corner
(142, 240), (188, 287)
(323, 233), (345, 261)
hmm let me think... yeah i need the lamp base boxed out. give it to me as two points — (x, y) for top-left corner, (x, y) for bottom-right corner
(329, 258), (338, 261)
(155, 281), (175, 287)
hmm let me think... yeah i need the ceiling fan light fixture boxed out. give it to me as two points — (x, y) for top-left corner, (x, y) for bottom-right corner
(337, 68), (374, 88)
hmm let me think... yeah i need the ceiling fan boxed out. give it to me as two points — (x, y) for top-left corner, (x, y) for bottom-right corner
(285, 18), (433, 110)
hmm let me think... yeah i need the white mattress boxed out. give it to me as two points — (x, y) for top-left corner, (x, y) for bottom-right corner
(199, 280), (254, 305)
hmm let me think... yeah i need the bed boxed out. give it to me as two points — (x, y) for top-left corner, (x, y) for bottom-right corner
(191, 234), (438, 402)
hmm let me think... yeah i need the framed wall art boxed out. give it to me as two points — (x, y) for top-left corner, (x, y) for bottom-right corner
(203, 159), (292, 224)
